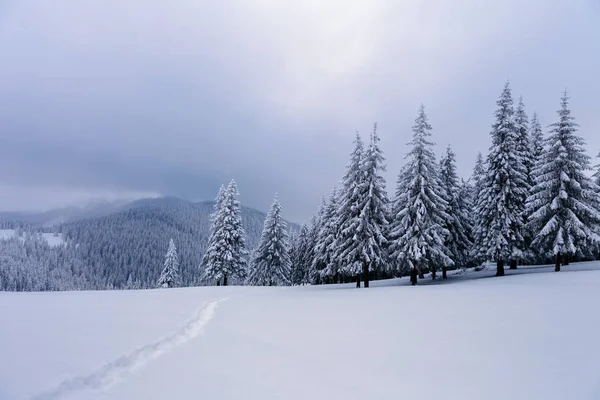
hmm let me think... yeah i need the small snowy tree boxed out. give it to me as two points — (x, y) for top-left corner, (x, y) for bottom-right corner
(306, 198), (326, 284)
(474, 82), (528, 275)
(389, 105), (453, 285)
(314, 188), (341, 283)
(290, 224), (310, 285)
(202, 180), (248, 285)
(526, 91), (600, 271)
(247, 196), (292, 286)
(158, 238), (180, 288)
(440, 146), (473, 274)
(471, 152), (486, 199)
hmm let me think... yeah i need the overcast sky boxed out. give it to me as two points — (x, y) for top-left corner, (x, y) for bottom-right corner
(0, 0), (599, 222)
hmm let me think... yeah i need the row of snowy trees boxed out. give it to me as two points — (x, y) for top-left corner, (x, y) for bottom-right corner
(159, 82), (600, 289)
(159, 180), (294, 287)
(288, 83), (600, 286)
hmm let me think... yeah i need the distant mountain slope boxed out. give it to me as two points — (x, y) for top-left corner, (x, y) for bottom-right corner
(0, 199), (132, 227)
(0, 197), (299, 291)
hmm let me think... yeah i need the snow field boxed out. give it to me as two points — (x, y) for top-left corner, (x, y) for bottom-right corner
(1, 266), (600, 399)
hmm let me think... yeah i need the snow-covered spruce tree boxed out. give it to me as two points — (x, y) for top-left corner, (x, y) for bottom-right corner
(515, 97), (533, 189)
(305, 198), (326, 284)
(389, 105), (453, 285)
(458, 178), (476, 267)
(335, 125), (389, 288)
(358, 124), (390, 286)
(247, 196), (292, 286)
(314, 188), (341, 283)
(440, 146), (473, 275)
(515, 96), (536, 261)
(334, 133), (366, 287)
(474, 82), (528, 275)
(201, 180), (248, 286)
(290, 224), (310, 285)
(525, 91), (600, 271)
(158, 238), (180, 288)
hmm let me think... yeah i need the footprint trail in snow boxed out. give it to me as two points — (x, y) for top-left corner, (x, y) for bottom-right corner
(31, 297), (228, 400)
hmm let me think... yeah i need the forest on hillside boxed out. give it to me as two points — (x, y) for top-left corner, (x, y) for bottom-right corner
(1, 83), (600, 291)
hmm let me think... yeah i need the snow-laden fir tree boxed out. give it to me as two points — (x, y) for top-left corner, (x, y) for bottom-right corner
(247, 196), (292, 286)
(356, 124), (390, 286)
(202, 180), (248, 286)
(290, 224), (310, 285)
(515, 96), (536, 260)
(458, 178), (477, 267)
(525, 91), (600, 271)
(314, 188), (341, 283)
(440, 146), (473, 274)
(334, 133), (366, 287)
(305, 198), (326, 284)
(158, 238), (180, 288)
(474, 82), (529, 275)
(389, 105), (453, 285)
(515, 97), (533, 190)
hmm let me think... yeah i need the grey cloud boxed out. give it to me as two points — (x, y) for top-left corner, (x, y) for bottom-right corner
(0, 0), (598, 222)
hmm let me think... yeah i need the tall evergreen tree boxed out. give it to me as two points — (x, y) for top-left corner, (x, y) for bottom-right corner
(247, 196), (292, 286)
(202, 180), (248, 285)
(515, 97), (534, 190)
(355, 124), (390, 287)
(389, 105), (453, 285)
(474, 82), (529, 275)
(314, 188), (340, 283)
(334, 133), (366, 287)
(440, 146), (473, 274)
(158, 238), (180, 288)
(526, 91), (600, 271)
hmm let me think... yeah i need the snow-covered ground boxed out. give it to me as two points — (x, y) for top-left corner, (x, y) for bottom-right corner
(2, 263), (600, 400)
(0, 229), (65, 247)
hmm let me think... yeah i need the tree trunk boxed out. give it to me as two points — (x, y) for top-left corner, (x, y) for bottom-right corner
(442, 266), (447, 279)
(563, 254), (569, 266)
(363, 264), (370, 288)
(431, 268), (436, 280)
(216, 280), (220, 286)
(223, 274), (228, 286)
(496, 259), (504, 276)
(356, 275), (361, 288)
(555, 253), (561, 272)
(410, 269), (418, 285)
(509, 259), (517, 270)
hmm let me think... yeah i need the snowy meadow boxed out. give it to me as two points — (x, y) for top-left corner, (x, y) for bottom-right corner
(2, 264), (600, 399)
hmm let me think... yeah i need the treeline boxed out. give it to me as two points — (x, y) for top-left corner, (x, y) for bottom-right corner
(287, 83), (600, 287)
